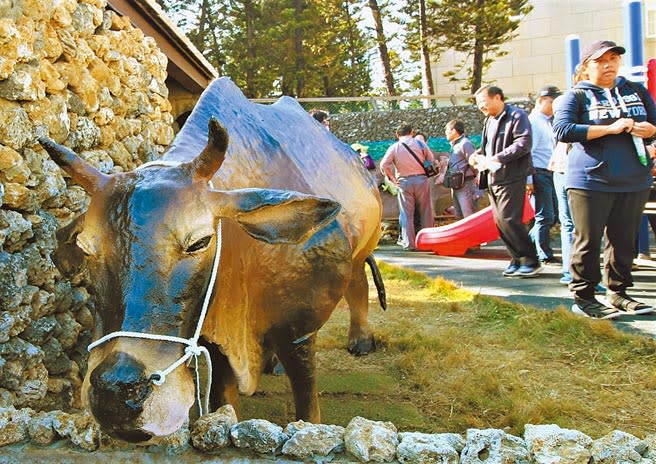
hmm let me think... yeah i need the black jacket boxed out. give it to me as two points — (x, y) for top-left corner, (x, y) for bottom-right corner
(479, 103), (534, 186)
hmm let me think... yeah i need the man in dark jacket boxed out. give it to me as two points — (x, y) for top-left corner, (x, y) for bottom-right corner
(471, 85), (541, 277)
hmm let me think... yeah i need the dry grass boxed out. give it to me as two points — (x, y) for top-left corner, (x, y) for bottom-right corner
(312, 263), (656, 437)
(242, 261), (656, 438)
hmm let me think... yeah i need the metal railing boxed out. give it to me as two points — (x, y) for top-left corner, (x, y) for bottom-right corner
(250, 93), (532, 114)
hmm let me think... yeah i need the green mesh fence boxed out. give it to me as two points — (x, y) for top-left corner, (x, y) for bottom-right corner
(358, 135), (482, 160)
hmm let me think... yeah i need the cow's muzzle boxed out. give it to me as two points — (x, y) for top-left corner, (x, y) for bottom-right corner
(88, 351), (154, 442)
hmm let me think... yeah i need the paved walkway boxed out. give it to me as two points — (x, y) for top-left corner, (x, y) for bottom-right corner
(374, 241), (656, 338)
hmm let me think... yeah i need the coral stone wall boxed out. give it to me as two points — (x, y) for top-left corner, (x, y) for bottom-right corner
(0, 0), (174, 411)
(330, 102), (533, 144)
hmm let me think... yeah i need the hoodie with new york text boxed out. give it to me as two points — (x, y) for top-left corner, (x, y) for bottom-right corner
(552, 76), (655, 192)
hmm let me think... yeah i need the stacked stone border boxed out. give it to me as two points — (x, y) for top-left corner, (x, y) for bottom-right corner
(1, 405), (655, 463)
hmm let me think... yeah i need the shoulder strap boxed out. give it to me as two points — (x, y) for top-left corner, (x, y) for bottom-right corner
(401, 142), (425, 169)
(624, 79), (641, 93)
(453, 138), (476, 176)
(622, 80), (656, 143)
(572, 88), (586, 120)
(623, 79), (652, 104)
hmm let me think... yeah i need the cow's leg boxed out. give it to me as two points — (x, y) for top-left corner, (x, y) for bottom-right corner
(344, 262), (375, 355)
(275, 336), (320, 423)
(201, 339), (240, 415)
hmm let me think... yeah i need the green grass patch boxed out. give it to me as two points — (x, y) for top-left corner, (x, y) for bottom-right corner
(318, 371), (396, 395)
(319, 397), (429, 430)
(241, 394), (292, 423)
(377, 261), (432, 289)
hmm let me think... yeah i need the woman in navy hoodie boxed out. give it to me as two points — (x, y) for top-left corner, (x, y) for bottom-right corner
(553, 40), (656, 320)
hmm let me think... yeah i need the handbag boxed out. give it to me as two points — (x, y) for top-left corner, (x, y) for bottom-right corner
(477, 170), (489, 189)
(401, 143), (437, 177)
(361, 153), (376, 170)
(443, 171), (465, 190)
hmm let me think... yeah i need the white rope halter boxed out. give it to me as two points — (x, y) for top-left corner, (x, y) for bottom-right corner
(87, 160), (219, 416)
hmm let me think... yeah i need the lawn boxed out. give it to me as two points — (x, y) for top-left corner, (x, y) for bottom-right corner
(241, 261), (656, 438)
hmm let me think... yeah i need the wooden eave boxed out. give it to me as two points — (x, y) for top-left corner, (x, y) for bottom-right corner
(107, 0), (218, 93)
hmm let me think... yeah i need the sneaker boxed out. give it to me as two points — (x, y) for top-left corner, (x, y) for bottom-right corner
(502, 260), (520, 277)
(516, 263), (543, 278)
(559, 274), (572, 285)
(606, 292), (654, 315)
(571, 297), (622, 320)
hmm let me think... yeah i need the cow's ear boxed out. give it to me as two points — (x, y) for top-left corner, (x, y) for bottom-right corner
(53, 214), (87, 277)
(209, 188), (340, 244)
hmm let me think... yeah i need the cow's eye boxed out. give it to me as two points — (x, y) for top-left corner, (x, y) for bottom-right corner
(185, 235), (212, 254)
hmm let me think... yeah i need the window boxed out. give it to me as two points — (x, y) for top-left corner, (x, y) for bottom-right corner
(646, 8), (656, 38)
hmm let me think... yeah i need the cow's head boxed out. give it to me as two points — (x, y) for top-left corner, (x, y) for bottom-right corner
(40, 118), (340, 442)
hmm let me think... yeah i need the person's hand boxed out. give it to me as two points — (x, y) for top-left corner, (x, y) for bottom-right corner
(468, 154), (479, 168)
(606, 118), (636, 135)
(647, 144), (656, 159)
(630, 121), (656, 138)
(477, 155), (502, 172)
(471, 154), (489, 169)
(526, 183), (534, 196)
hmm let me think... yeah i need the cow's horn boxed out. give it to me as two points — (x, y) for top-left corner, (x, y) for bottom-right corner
(190, 117), (228, 181)
(38, 137), (110, 193)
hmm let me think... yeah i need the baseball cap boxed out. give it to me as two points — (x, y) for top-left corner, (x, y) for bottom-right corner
(538, 85), (561, 99)
(580, 40), (626, 63)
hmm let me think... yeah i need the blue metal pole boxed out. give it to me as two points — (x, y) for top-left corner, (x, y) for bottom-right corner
(624, 0), (644, 81)
(565, 34), (580, 88)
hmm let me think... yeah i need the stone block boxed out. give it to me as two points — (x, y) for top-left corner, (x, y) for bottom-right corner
(230, 418), (289, 455)
(344, 416), (398, 462)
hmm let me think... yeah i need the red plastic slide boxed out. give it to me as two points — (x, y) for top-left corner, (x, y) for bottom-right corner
(416, 194), (536, 256)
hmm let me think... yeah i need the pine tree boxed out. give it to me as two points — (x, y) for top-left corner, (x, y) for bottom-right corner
(428, 0), (532, 95)
(159, 0), (372, 98)
(401, 0), (434, 101)
(367, 0), (396, 96)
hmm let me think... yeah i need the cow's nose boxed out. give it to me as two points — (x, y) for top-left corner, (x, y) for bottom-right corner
(89, 351), (154, 441)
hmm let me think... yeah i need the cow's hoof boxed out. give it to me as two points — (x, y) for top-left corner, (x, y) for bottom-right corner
(347, 337), (375, 356)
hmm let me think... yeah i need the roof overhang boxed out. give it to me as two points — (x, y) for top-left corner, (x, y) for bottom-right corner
(107, 0), (218, 93)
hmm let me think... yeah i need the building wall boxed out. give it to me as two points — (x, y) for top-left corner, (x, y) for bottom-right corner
(431, 0), (656, 100)
(167, 79), (200, 132)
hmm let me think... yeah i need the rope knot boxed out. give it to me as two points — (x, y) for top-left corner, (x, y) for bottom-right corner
(185, 344), (203, 357)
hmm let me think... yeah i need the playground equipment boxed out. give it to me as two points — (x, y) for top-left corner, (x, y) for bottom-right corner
(415, 195), (535, 256)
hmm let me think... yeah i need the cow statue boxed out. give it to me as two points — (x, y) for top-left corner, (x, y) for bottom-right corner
(38, 77), (385, 442)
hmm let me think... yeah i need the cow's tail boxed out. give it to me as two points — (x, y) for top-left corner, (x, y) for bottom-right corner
(365, 255), (386, 310)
